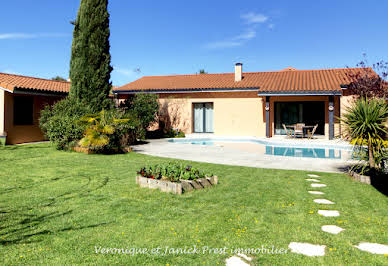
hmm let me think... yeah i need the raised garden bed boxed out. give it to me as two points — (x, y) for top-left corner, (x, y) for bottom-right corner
(136, 175), (218, 194)
(348, 170), (371, 184)
(136, 163), (218, 194)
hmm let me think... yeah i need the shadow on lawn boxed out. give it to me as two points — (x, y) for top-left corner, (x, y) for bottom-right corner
(0, 208), (110, 245)
(0, 176), (111, 245)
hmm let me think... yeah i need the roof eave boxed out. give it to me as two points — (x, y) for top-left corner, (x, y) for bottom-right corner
(257, 90), (342, 96)
(114, 87), (260, 94)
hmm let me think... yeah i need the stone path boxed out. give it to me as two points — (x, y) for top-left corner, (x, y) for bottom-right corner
(321, 225), (344, 234)
(313, 199), (335, 204)
(318, 210), (340, 217)
(225, 254), (252, 266)
(355, 243), (388, 254)
(288, 242), (326, 256)
(311, 183), (327, 188)
(305, 178), (320, 182)
(288, 173), (388, 259)
(308, 191), (325, 195)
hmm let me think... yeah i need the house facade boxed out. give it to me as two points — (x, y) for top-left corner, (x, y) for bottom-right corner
(113, 64), (360, 140)
(0, 73), (69, 144)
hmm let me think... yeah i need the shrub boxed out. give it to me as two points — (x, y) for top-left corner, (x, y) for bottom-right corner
(39, 98), (92, 150)
(120, 94), (159, 132)
(137, 163), (214, 182)
(78, 109), (141, 152)
(342, 97), (388, 171)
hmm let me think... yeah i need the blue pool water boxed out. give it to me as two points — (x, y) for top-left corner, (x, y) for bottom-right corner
(168, 138), (352, 160)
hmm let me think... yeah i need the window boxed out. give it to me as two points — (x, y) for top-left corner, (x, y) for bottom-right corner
(14, 96), (34, 125)
(193, 103), (214, 133)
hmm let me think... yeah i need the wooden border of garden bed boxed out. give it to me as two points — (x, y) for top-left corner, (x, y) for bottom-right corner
(136, 176), (218, 194)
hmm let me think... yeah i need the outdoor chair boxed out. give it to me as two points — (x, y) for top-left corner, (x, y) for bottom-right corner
(294, 123), (305, 137)
(282, 124), (293, 137)
(308, 124), (319, 139)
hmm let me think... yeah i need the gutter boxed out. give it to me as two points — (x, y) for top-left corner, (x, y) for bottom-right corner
(0, 86), (13, 93)
(257, 91), (342, 96)
(113, 87), (260, 95)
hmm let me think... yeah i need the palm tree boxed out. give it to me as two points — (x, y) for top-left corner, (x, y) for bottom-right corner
(342, 97), (388, 169)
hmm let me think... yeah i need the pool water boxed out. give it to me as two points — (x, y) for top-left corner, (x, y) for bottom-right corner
(168, 138), (352, 160)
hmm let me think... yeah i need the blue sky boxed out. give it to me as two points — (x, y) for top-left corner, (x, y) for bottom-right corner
(1, 0), (387, 86)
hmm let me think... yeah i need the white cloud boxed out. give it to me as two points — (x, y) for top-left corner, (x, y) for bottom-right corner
(241, 12), (268, 24)
(2, 69), (21, 75)
(233, 29), (256, 41)
(205, 29), (256, 49)
(114, 67), (141, 77)
(0, 33), (69, 40)
(204, 40), (243, 49)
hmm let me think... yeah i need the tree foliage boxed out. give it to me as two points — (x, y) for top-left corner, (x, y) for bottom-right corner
(69, 0), (113, 111)
(51, 76), (67, 82)
(120, 94), (160, 132)
(346, 55), (388, 98)
(39, 98), (92, 150)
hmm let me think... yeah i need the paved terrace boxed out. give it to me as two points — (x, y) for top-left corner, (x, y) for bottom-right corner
(132, 136), (355, 173)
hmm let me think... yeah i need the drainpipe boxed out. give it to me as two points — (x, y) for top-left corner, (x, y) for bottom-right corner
(328, 96), (334, 140)
(265, 96), (270, 138)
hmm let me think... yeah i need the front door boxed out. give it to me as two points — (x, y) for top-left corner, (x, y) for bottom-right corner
(193, 103), (214, 133)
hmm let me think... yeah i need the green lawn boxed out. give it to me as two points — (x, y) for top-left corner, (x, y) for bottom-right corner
(0, 144), (387, 265)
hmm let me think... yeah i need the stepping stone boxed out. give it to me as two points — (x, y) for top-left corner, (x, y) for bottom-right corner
(321, 225), (345, 234)
(314, 199), (335, 204)
(318, 210), (340, 217)
(288, 242), (326, 256)
(308, 174), (320, 178)
(308, 191), (325, 195)
(225, 256), (250, 266)
(306, 178), (320, 182)
(311, 183), (327, 188)
(237, 253), (252, 261)
(355, 242), (388, 254)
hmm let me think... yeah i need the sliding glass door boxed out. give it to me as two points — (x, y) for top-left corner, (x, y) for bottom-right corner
(193, 103), (214, 133)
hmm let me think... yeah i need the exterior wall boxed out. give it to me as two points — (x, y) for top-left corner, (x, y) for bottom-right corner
(119, 91), (266, 137)
(339, 94), (356, 138)
(3, 92), (63, 144)
(117, 92), (343, 139)
(268, 95), (340, 139)
(0, 90), (4, 135)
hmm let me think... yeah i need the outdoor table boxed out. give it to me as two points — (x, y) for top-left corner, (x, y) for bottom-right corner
(285, 125), (315, 138)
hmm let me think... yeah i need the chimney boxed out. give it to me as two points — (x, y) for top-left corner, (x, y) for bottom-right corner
(235, 63), (242, 82)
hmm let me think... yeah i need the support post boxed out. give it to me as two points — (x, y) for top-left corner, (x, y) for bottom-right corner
(328, 96), (334, 140)
(265, 96), (270, 138)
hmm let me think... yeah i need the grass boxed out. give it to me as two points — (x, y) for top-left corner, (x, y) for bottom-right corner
(0, 143), (387, 265)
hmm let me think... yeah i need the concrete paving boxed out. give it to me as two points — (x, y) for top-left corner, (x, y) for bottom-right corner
(132, 139), (355, 173)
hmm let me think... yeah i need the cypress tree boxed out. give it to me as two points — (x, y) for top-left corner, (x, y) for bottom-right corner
(69, 0), (112, 111)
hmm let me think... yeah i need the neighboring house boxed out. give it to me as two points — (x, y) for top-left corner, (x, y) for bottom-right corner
(0, 73), (69, 144)
(113, 63), (364, 139)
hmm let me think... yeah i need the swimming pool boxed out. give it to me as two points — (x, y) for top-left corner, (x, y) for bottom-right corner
(168, 138), (353, 160)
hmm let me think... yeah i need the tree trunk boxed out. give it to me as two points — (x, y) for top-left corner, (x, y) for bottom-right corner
(368, 141), (375, 169)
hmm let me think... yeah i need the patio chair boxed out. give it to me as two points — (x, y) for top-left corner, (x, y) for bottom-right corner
(294, 123), (305, 137)
(308, 124), (319, 139)
(282, 124), (293, 138)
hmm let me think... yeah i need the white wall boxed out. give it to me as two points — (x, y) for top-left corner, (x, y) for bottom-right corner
(0, 90), (4, 135)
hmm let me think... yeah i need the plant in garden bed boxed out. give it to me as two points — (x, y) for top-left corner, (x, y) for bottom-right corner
(78, 109), (141, 153)
(137, 163), (214, 182)
(341, 97), (388, 174)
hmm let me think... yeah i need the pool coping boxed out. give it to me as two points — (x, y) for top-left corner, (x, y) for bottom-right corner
(168, 136), (353, 151)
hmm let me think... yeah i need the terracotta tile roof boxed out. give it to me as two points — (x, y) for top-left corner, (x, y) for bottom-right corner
(114, 67), (371, 93)
(0, 72), (70, 93)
